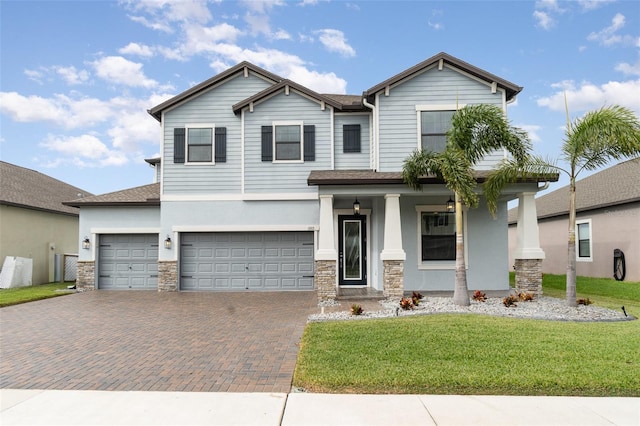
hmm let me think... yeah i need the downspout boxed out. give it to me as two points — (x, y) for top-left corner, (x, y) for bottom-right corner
(362, 96), (377, 171)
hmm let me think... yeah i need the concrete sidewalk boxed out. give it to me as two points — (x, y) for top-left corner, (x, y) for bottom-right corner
(1, 389), (638, 425)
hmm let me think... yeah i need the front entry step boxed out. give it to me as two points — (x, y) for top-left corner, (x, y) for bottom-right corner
(337, 287), (384, 300)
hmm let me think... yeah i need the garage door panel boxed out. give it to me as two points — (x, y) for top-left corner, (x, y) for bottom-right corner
(98, 234), (158, 290)
(180, 232), (314, 291)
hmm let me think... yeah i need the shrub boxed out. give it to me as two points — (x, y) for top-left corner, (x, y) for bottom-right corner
(411, 291), (424, 300)
(503, 295), (518, 307)
(472, 290), (487, 302)
(350, 304), (363, 316)
(399, 297), (414, 310)
(518, 292), (535, 302)
(577, 298), (593, 306)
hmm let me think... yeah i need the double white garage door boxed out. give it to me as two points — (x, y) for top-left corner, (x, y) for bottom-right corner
(180, 232), (315, 291)
(97, 232), (314, 291)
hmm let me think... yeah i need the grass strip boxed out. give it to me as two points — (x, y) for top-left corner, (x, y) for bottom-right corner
(0, 283), (74, 307)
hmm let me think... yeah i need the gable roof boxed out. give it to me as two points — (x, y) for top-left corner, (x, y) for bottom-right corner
(508, 158), (640, 223)
(148, 62), (283, 122)
(63, 183), (160, 208)
(363, 52), (523, 103)
(232, 79), (343, 115)
(0, 161), (92, 216)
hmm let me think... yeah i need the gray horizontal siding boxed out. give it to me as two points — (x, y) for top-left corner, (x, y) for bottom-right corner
(243, 92), (331, 194)
(163, 73), (272, 195)
(334, 114), (371, 170)
(377, 66), (505, 172)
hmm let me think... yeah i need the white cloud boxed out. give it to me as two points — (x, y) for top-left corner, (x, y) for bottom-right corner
(578, 0), (616, 11)
(90, 56), (158, 88)
(0, 92), (104, 128)
(54, 66), (90, 85)
(40, 134), (129, 167)
(517, 124), (542, 143)
(119, 42), (155, 58)
(24, 69), (45, 85)
(615, 60), (640, 77)
(587, 13), (639, 46)
(181, 23), (244, 56)
(428, 9), (444, 31)
(315, 29), (355, 58)
(286, 65), (347, 94)
(537, 79), (640, 114)
(121, 0), (212, 32)
(533, 10), (555, 30)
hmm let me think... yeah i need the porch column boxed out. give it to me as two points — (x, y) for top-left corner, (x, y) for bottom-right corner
(380, 194), (406, 299)
(315, 195), (338, 302)
(513, 192), (545, 295)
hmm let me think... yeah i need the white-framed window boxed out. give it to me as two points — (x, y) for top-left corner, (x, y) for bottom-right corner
(186, 124), (214, 164)
(415, 105), (462, 153)
(274, 121), (303, 162)
(416, 205), (467, 270)
(576, 219), (593, 262)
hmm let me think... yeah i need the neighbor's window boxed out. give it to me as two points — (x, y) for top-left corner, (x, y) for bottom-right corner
(275, 124), (302, 161)
(576, 220), (592, 261)
(420, 110), (454, 153)
(187, 127), (213, 162)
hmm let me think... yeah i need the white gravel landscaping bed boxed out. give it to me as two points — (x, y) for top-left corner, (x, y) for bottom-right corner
(309, 296), (635, 322)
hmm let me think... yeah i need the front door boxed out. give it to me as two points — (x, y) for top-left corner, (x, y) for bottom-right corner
(338, 215), (367, 286)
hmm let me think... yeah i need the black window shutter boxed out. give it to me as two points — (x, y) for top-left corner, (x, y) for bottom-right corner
(343, 124), (361, 153)
(261, 126), (273, 161)
(214, 127), (226, 163)
(303, 125), (315, 161)
(174, 128), (185, 163)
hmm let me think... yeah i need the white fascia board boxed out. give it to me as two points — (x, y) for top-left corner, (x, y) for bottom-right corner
(90, 227), (160, 234)
(162, 193), (318, 201)
(173, 224), (318, 233)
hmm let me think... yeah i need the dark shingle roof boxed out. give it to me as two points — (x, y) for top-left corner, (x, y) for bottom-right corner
(0, 161), (92, 216)
(508, 158), (640, 223)
(64, 183), (160, 207)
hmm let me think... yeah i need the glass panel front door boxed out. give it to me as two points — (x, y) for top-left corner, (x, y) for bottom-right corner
(338, 215), (366, 286)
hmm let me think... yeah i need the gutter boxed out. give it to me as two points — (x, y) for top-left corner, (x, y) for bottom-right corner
(362, 97), (377, 171)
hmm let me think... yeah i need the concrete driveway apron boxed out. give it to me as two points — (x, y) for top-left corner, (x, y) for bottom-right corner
(0, 291), (317, 392)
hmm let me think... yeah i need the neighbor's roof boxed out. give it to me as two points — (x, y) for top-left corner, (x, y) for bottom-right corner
(148, 62), (283, 122)
(63, 183), (160, 208)
(363, 52), (523, 103)
(308, 169), (557, 186)
(508, 158), (640, 223)
(0, 161), (92, 216)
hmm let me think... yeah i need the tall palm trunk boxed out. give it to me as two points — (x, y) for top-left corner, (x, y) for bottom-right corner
(566, 178), (577, 307)
(452, 192), (470, 306)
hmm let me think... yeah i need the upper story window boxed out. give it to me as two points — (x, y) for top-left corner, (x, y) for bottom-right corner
(173, 126), (226, 164)
(187, 127), (213, 163)
(576, 219), (592, 262)
(261, 122), (315, 163)
(420, 110), (454, 153)
(275, 124), (302, 161)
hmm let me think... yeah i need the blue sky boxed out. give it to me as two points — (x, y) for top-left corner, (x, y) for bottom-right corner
(1, 0), (639, 196)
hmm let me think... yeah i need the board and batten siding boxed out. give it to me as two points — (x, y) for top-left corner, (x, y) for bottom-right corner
(376, 66), (506, 172)
(334, 114), (371, 170)
(243, 91), (331, 194)
(162, 72), (273, 195)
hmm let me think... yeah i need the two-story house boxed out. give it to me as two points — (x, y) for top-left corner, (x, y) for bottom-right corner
(67, 52), (551, 300)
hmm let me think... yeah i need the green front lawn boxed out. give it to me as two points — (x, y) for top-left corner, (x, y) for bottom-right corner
(294, 275), (640, 396)
(0, 283), (75, 307)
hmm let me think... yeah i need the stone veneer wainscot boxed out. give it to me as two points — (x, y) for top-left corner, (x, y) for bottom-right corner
(158, 260), (178, 292)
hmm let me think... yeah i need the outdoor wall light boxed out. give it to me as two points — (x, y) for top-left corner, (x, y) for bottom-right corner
(164, 235), (172, 249)
(446, 197), (455, 213)
(82, 237), (90, 250)
(353, 198), (361, 216)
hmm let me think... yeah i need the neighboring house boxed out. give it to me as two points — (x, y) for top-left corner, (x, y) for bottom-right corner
(508, 158), (640, 282)
(0, 161), (92, 284)
(66, 52), (552, 298)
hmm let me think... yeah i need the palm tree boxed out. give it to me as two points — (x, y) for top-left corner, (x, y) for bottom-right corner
(485, 104), (640, 306)
(402, 104), (531, 306)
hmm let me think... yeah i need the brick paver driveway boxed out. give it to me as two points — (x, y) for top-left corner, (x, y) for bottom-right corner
(0, 291), (317, 392)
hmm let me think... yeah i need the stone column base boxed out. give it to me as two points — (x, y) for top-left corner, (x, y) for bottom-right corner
(383, 259), (404, 299)
(158, 261), (178, 292)
(514, 258), (543, 295)
(315, 260), (337, 302)
(76, 261), (95, 291)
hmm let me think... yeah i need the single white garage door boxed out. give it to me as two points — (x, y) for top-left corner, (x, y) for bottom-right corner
(180, 232), (314, 291)
(98, 234), (158, 290)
